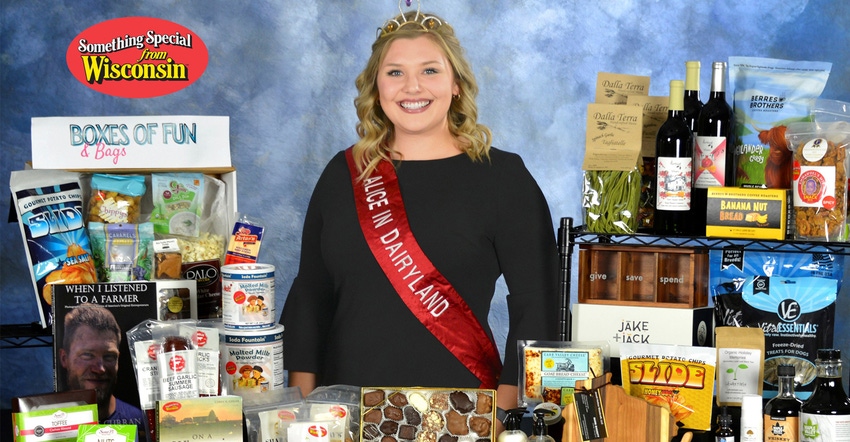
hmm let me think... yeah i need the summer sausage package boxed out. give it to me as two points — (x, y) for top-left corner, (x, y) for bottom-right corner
(710, 249), (843, 399)
(10, 170), (99, 327)
(729, 56), (831, 188)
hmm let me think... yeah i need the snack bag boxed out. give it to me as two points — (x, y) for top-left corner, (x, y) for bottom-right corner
(729, 56), (831, 188)
(10, 170), (98, 326)
(151, 172), (204, 237)
(87, 173), (146, 224)
(620, 343), (716, 431)
(88, 222), (155, 282)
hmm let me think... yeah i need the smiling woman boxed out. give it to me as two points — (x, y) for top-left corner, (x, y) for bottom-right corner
(279, 4), (560, 424)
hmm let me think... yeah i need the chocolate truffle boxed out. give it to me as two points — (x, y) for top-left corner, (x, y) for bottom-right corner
(399, 425), (417, 441)
(446, 410), (469, 435)
(409, 392), (429, 412)
(364, 390), (386, 407)
(382, 437), (397, 442)
(469, 416), (491, 437)
(475, 393), (493, 414)
(439, 435), (458, 442)
(364, 408), (383, 423)
(384, 406), (403, 421)
(422, 411), (444, 432)
(429, 393), (449, 410)
(403, 406), (422, 425)
(449, 391), (475, 414)
(389, 392), (409, 407)
(363, 424), (381, 440)
(380, 421), (399, 435)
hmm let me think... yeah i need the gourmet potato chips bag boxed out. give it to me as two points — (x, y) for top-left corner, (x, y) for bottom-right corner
(10, 170), (98, 326)
(620, 343), (716, 431)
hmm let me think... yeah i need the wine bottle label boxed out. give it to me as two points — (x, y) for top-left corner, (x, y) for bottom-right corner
(656, 156), (692, 210)
(695, 135), (729, 187)
(764, 415), (798, 442)
(800, 412), (850, 441)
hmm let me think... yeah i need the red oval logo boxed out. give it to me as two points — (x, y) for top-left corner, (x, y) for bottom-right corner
(162, 401), (182, 413)
(66, 17), (208, 98)
(308, 425), (328, 438)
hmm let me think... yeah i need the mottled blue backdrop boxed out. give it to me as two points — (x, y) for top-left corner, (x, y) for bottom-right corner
(2, 0), (849, 407)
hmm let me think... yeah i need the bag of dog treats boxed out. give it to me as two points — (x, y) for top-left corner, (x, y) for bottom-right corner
(710, 249), (842, 399)
(729, 56), (831, 188)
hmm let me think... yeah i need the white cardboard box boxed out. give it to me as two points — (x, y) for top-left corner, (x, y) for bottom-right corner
(571, 303), (714, 358)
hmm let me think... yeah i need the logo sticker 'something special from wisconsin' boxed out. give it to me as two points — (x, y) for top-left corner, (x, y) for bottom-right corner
(66, 16), (208, 98)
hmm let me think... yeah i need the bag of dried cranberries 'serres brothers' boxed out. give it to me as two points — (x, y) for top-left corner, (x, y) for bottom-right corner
(729, 56), (831, 189)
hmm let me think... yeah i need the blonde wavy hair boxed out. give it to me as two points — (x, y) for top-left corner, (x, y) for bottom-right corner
(351, 11), (492, 179)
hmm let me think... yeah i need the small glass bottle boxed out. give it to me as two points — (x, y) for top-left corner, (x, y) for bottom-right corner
(497, 408), (528, 442)
(763, 364), (801, 442)
(800, 349), (850, 441)
(716, 405), (735, 442)
(528, 409), (556, 442)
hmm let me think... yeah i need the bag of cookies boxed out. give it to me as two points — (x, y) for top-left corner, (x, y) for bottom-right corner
(785, 114), (849, 241)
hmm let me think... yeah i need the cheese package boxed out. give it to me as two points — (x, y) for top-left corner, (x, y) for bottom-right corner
(519, 340), (608, 408)
(619, 343), (716, 431)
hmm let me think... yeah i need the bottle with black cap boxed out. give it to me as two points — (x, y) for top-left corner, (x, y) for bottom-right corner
(497, 408), (528, 442)
(800, 349), (850, 441)
(715, 405), (735, 442)
(763, 364), (801, 442)
(528, 409), (556, 442)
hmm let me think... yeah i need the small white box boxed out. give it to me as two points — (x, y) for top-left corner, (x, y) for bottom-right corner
(571, 304), (714, 357)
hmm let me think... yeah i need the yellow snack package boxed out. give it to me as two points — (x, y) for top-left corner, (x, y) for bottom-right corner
(619, 343), (716, 431)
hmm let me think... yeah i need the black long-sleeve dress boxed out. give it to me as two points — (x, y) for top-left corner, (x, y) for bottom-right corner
(280, 147), (559, 389)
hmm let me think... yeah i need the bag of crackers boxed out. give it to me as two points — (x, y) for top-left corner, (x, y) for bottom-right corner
(785, 99), (850, 242)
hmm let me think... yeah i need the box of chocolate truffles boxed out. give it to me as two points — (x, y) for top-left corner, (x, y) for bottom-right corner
(360, 388), (496, 442)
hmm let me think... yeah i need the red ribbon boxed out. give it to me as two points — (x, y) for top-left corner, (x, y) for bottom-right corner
(345, 148), (502, 388)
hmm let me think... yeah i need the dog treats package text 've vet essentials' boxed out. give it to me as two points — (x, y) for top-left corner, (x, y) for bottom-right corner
(710, 249), (842, 399)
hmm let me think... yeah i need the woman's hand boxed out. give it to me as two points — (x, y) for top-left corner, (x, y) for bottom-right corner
(288, 371), (317, 397)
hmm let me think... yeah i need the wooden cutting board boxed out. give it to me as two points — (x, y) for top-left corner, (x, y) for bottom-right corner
(562, 373), (680, 442)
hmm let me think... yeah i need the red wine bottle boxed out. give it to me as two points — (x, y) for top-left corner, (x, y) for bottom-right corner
(683, 61), (703, 133)
(693, 61), (735, 236)
(654, 80), (694, 236)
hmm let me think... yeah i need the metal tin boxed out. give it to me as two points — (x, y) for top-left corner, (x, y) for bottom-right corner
(221, 263), (275, 329)
(222, 324), (284, 395)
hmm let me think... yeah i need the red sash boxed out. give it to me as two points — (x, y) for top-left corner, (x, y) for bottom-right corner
(345, 148), (502, 388)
